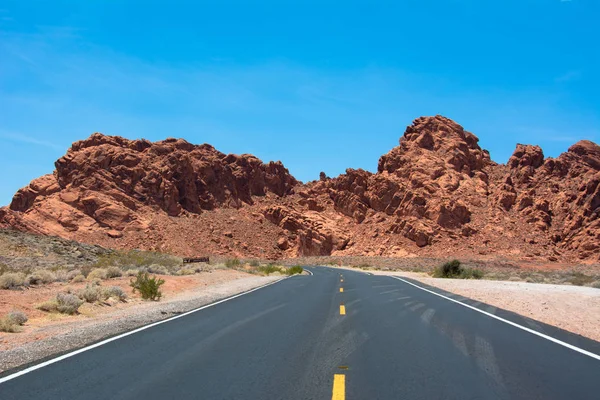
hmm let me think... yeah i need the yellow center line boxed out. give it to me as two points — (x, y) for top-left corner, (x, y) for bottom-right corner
(332, 374), (345, 400)
(339, 287), (344, 293)
(340, 305), (346, 315)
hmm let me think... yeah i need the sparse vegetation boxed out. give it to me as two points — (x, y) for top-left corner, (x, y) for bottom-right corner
(71, 274), (85, 283)
(147, 265), (170, 275)
(7, 310), (28, 326)
(284, 266), (304, 275)
(0, 310), (28, 332)
(94, 250), (181, 272)
(106, 266), (123, 278)
(258, 264), (281, 275)
(0, 272), (26, 289)
(26, 269), (57, 285)
(79, 284), (101, 303)
(432, 260), (483, 279)
(248, 260), (260, 267)
(566, 272), (595, 286)
(176, 268), (196, 275)
(56, 293), (84, 314)
(87, 268), (108, 281)
(130, 272), (165, 301)
(225, 258), (241, 268)
(38, 293), (83, 314)
(101, 286), (127, 301)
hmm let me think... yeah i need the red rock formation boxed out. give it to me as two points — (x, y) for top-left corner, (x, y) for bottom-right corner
(1, 117), (599, 262)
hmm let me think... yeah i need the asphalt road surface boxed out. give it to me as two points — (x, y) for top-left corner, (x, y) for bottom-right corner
(1, 267), (599, 399)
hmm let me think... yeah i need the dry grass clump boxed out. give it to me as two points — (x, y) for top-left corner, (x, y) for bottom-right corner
(147, 265), (170, 275)
(106, 266), (123, 278)
(87, 268), (108, 281)
(79, 284), (101, 303)
(176, 268), (196, 276)
(0, 272), (26, 289)
(26, 269), (57, 285)
(125, 269), (140, 277)
(102, 286), (127, 301)
(37, 293), (84, 314)
(66, 269), (82, 281)
(0, 311), (28, 333)
(71, 274), (85, 283)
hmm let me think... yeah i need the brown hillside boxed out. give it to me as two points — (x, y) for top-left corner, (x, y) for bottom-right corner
(1, 116), (598, 262)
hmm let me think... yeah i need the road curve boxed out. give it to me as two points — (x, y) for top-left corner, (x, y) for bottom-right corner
(1, 266), (599, 399)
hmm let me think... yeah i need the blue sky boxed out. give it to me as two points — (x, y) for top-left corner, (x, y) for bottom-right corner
(1, 0), (599, 206)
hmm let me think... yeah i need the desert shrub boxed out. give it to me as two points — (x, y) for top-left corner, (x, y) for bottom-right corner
(248, 260), (260, 267)
(147, 264), (170, 275)
(461, 268), (484, 279)
(106, 266), (123, 278)
(36, 300), (58, 312)
(225, 258), (241, 268)
(56, 293), (83, 314)
(7, 310), (28, 326)
(102, 286), (127, 301)
(567, 272), (595, 286)
(67, 269), (82, 281)
(130, 272), (165, 301)
(433, 260), (462, 278)
(0, 272), (26, 289)
(79, 284), (101, 303)
(285, 266), (304, 275)
(26, 269), (57, 285)
(124, 268), (140, 277)
(87, 268), (108, 281)
(71, 274), (85, 283)
(258, 265), (282, 275)
(176, 268), (196, 276)
(95, 250), (181, 270)
(590, 280), (600, 289)
(0, 317), (18, 333)
(54, 270), (69, 282)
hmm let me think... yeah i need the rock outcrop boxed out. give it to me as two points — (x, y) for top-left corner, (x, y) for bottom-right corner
(1, 116), (599, 262)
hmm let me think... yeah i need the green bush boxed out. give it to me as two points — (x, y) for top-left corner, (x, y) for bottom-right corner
(130, 272), (165, 301)
(432, 260), (483, 280)
(285, 266), (304, 275)
(258, 264), (281, 275)
(225, 258), (241, 268)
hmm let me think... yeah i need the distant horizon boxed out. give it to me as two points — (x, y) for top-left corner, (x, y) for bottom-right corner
(1, 0), (599, 206)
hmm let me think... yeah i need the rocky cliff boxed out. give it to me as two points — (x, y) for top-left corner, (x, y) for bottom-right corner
(2, 116), (598, 262)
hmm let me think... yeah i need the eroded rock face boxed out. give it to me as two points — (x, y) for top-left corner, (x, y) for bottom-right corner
(2, 117), (599, 262)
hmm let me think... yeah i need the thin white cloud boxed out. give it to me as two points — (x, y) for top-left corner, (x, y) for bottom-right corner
(555, 70), (581, 83)
(0, 131), (64, 150)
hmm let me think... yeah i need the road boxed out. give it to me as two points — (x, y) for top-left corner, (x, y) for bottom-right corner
(1, 267), (599, 399)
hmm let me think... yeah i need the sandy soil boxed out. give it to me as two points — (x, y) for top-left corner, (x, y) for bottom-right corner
(343, 267), (600, 342)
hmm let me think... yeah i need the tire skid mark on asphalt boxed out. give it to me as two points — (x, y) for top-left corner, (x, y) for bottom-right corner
(409, 303), (425, 312)
(475, 336), (505, 389)
(421, 308), (435, 324)
(378, 288), (402, 295)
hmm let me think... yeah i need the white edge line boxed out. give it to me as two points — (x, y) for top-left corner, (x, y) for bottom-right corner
(0, 276), (288, 384)
(304, 268), (314, 276)
(390, 276), (600, 361)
